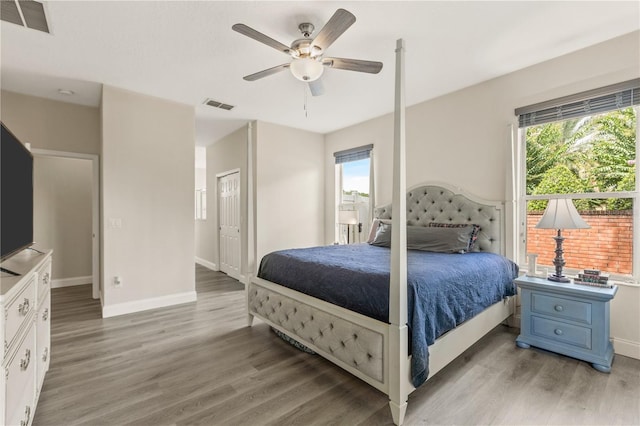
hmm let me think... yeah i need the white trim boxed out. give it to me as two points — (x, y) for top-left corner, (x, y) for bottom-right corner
(215, 168), (241, 178)
(32, 148), (96, 160)
(101, 291), (197, 318)
(195, 257), (218, 271)
(612, 336), (640, 360)
(247, 122), (256, 278)
(51, 276), (92, 288)
(225, 269), (242, 282)
(32, 148), (101, 301)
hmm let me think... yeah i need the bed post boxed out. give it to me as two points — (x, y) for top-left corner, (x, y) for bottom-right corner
(388, 38), (409, 426)
(247, 121), (255, 327)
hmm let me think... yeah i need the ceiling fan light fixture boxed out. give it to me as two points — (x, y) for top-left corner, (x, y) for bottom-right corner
(290, 58), (324, 82)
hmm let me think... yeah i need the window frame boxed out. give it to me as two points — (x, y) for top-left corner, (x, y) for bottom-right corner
(517, 105), (639, 284)
(333, 145), (375, 244)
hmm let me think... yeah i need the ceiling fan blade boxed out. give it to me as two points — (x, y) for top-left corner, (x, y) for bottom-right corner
(308, 79), (324, 97)
(232, 23), (291, 55)
(243, 63), (290, 81)
(311, 9), (356, 52)
(323, 57), (383, 74)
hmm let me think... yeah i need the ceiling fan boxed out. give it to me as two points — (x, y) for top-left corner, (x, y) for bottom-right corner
(232, 8), (383, 96)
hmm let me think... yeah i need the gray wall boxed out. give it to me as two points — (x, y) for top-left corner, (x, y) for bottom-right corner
(101, 85), (196, 312)
(255, 121), (325, 263)
(33, 156), (93, 281)
(197, 125), (249, 273)
(1, 90), (100, 155)
(324, 31), (640, 358)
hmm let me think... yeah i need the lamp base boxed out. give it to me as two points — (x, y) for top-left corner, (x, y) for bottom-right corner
(547, 274), (570, 283)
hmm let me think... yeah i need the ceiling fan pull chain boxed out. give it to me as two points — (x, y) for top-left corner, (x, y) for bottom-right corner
(304, 85), (309, 118)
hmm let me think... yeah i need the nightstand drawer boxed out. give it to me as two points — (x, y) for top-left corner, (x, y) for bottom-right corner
(531, 293), (591, 325)
(532, 316), (592, 349)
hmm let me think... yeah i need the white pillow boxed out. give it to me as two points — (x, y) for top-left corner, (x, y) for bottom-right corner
(367, 219), (390, 243)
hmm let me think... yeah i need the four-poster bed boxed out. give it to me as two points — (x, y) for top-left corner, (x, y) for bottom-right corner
(246, 40), (517, 425)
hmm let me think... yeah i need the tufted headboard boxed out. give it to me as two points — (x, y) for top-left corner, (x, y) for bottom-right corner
(373, 183), (504, 255)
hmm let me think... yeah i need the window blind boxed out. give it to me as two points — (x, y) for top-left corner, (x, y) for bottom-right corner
(334, 144), (373, 164)
(516, 79), (640, 128)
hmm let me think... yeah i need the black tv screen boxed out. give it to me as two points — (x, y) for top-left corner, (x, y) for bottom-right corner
(1, 122), (34, 260)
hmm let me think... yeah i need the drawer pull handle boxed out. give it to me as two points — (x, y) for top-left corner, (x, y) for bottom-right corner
(43, 308), (49, 321)
(554, 328), (564, 336)
(20, 348), (31, 370)
(20, 405), (31, 426)
(43, 347), (49, 362)
(43, 271), (50, 285)
(18, 298), (30, 315)
(554, 304), (564, 312)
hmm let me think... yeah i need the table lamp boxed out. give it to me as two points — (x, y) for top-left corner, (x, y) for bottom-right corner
(338, 210), (359, 244)
(535, 198), (590, 283)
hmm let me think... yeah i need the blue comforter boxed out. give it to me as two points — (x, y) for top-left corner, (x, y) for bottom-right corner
(257, 244), (518, 387)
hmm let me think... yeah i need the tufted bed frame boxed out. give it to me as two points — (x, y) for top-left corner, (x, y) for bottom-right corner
(248, 183), (515, 423)
(247, 40), (515, 425)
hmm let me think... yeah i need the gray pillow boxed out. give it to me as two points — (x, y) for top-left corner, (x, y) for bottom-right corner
(370, 223), (473, 253)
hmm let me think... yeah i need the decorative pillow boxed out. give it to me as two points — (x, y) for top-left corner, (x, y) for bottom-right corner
(366, 218), (391, 243)
(370, 222), (392, 247)
(370, 223), (474, 253)
(428, 222), (480, 252)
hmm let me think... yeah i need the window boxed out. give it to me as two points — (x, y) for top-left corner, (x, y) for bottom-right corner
(195, 147), (207, 220)
(517, 80), (639, 282)
(334, 145), (374, 244)
(195, 189), (207, 220)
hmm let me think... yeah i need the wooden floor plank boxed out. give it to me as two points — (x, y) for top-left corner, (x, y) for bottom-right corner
(32, 264), (640, 425)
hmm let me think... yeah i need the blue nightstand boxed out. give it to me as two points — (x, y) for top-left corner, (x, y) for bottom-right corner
(515, 275), (618, 372)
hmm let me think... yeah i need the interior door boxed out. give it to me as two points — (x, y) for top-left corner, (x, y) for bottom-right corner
(219, 171), (241, 279)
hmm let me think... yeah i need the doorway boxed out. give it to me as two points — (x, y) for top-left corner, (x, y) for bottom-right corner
(32, 149), (100, 300)
(218, 170), (241, 280)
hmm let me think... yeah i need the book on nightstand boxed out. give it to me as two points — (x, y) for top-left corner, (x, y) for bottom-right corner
(573, 269), (614, 288)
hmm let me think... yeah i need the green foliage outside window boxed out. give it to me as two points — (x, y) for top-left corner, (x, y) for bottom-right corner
(526, 107), (636, 212)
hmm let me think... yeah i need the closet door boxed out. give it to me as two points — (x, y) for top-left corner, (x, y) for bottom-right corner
(219, 171), (241, 279)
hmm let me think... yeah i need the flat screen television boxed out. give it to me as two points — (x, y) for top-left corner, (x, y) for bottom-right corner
(1, 122), (34, 260)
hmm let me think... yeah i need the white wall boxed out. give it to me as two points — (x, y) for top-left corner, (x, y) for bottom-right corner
(33, 156), (93, 282)
(324, 32), (640, 359)
(255, 121), (325, 263)
(101, 85), (196, 316)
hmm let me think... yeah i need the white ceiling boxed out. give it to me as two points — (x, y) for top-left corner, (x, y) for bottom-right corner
(2, 1), (638, 146)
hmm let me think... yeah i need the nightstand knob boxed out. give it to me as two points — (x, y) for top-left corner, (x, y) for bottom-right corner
(554, 328), (564, 336)
(554, 304), (564, 312)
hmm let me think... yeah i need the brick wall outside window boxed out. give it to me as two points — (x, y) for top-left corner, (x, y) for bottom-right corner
(526, 211), (633, 275)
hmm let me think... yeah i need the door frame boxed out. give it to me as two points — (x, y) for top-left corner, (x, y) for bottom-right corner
(32, 149), (101, 300)
(216, 168), (241, 280)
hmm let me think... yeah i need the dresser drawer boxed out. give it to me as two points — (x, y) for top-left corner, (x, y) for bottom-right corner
(36, 260), (52, 308)
(531, 315), (592, 349)
(4, 276), (36, 352)
(7, 391), (35, 426)
(5, 325), (36, 425)
(36, 293), (51, 392)
(531, 292), (592, 325)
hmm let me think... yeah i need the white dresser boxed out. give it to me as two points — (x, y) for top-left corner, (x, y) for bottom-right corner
(1, 249), (52, 426)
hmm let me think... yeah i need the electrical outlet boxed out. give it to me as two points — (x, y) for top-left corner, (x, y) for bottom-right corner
(113, 276), (122, 287)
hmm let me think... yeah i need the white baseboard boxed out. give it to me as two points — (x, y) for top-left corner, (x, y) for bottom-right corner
(102, 291), (197, 318)
(613, 336), (640, 360)
(195, 257), (218, 271)
(52, 276), (92, 288)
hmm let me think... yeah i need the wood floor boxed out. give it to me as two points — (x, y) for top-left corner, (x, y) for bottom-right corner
(33, 265), (640, 426)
